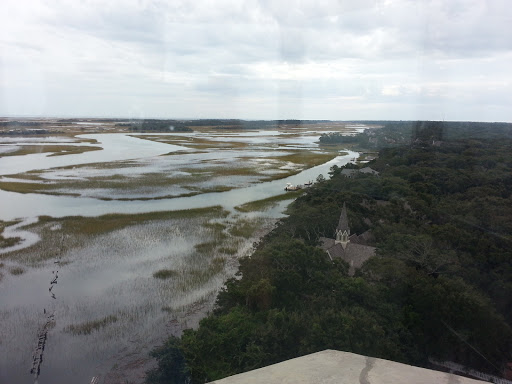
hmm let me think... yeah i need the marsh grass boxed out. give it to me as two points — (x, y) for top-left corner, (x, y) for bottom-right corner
(1, 161), (262, 198)
(235, 191), (303, 212)
(9, 267), (24, 275)
(194, 220), (231, 254)
(153, 269), (178, 279)
(177, 257), (226, 292)
(218, 247), (238, 255)
(168, 216), (253, 294)
(0, 236), (21, 248)
(0, 138), (341, 199)
(0, 181), (58, 194)
(0, 221), (22, 249)
(185, 185), (234, 194)
(194, 241), (217, 254)
(136, 135), (248, 150)
(65, 315), (118, 335)
(3, 207), (229, 265)
(181, 166), (260, 178)
(194, 236), (228, 254)
(39, 206), (228, 236)
(0, 144), (101, 158)
(272, 151), (337, 167)
(229, 218), (264, 238)
(46, 145), (102, 157)
(202, 222), (227, 232)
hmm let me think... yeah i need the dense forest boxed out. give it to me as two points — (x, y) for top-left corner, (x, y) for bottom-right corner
(118, 119), (193, 132)
(147, 122), (512, 384)
(320, 120), (512, 147)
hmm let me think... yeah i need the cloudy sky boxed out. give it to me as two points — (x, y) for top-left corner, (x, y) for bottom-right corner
(1, 0), (511, 121)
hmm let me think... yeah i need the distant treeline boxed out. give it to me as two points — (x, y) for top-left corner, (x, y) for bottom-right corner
(118, 119), (333, 132)
(319, 121), (512, 147)
(0, 118), (335, 134)
(0, 120), (54, 135)
(182, 119), (329, 127)
(147, 124), (512, 384)
(0, 129), (54, 135)
(0, 121), (44, 127)
(117, 120), (193, 132)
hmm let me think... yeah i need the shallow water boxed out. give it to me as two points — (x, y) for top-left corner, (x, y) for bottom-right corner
(0, 150), (356, 221)
(0, 217), (40, 254)
(0, 128), (358, 221)
(0, 128), (362, 384)
(1, 219), (211, 383)
(0, 134), (188, 175)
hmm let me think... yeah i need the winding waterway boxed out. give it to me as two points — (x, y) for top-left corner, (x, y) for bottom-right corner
(0, 132), (357, 221)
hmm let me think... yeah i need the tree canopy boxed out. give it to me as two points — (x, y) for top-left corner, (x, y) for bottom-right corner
(147, 124), (512, 384)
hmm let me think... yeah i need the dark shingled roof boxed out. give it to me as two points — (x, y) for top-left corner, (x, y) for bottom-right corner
(336, 202), (349, 232)
(319, 237), (335, 251)
(326, 243), (375, 276)
(359, 167), (379, 175)
(350, 230), (374, 245)
(340, 169), (357, 177)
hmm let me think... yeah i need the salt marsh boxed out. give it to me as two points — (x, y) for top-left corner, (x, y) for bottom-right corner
(0, 125), (362, 384)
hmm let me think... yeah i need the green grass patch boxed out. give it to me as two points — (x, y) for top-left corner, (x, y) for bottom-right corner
(65, 315), (118, 335)
(235, 191), (303, 212)
(153, 269), (178, 279)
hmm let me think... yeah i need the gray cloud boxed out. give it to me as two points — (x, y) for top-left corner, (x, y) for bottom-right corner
(0, 0), (511, 121)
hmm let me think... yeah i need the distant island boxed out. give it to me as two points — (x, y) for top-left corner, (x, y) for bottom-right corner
(0, 118), (337, 135)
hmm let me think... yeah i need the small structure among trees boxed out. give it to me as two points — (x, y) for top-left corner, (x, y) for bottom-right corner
(319, 203), (375, 275)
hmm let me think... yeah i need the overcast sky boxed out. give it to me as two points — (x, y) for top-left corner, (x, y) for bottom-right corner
(1, 0), (511, 121)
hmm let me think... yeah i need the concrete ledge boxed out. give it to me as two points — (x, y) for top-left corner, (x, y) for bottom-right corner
(208, 350), (487, 384)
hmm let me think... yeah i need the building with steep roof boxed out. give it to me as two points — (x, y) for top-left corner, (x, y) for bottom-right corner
(319, 203), (375, 276)
(359, 166), (379, 175)
(340, 167), (379, 178)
